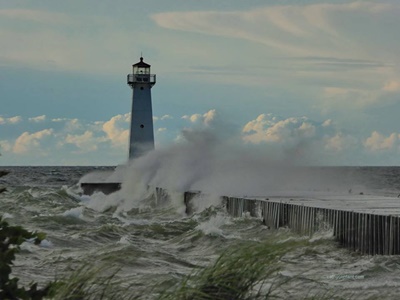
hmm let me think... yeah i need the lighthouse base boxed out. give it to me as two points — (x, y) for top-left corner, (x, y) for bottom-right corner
(79, 169), (123, 195)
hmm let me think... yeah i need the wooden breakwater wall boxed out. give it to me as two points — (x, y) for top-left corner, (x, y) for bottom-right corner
(224, 196), (400, 255)
(183, 192), (400, 255)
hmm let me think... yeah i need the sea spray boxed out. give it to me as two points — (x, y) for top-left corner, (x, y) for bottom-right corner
(195, 213), (231, 237)
(186, 193), (222, 215)
(78, 123), (366, 215)
(115, 127), (360, 205)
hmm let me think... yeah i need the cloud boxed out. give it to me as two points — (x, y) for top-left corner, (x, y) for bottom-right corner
(160, 115), (173, 120)
(0, 8), (153, 75)
(29, 115), (46, 123)
(52, 118), (70, 122)
(13, 128), (53, 154)
(182, 109), (217, 126)
(241, 113), (361, 158)
(1, 109), (399, 165)
(322, 77), (400, 110)
(0, 140), (12, 153)
(65, 131), (98, 153)
(242, 114), (275, 135)
(151, 1), (400, 110)
(0, 9), (71, 24)
(324, 133), (358, 152)
(322, 119), (333, 127)
(152, 2), (397, 59)
(317, 74), (400, 112)
(65, 119), (82, 131)
(102, 113), (130, 148)
(383, 80), (400, 92)
(154, 114), (173, 122)
(364, 131), (400, 152)
(203, 109), (217, 125)
(182, 113), (201, 123)
(240, 113), (368, 165)
(0, 116), (22, 125)
(242, 114), (323, 144)
(322, 87), (382, 109)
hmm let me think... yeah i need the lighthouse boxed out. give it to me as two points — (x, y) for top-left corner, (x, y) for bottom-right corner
(127, 57), (156, 159)
(80, 57), (156, 195)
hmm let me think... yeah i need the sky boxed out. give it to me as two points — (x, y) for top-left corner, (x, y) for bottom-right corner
(1, 0), (400, 166)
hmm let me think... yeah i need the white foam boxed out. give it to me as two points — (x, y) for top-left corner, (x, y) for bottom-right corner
(195, 214), (230, 236)
(39, 239), (53, 248)
(20, 238), (53, 251)
(117, 235), (130, 245)
(20, 241), (34, 252)
(309, 229), (334, 243)
(63, 185), (82, 200)
(2, 213), (13, 219)
(62, 206), (84, 219)
(80, 191), (125, 213)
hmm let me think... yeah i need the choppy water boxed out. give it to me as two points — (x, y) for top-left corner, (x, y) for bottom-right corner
(2, 166), (400, 299)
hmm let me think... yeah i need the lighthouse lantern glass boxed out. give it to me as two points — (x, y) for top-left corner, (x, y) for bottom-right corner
(133, 65), (150, 75)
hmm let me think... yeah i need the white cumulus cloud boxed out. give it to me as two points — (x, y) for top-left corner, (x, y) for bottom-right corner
(0, 116), (22, 125)
(29, 115), (46, 122)
(13, 129), (53, 154)
(65, 131), (98, 153)
(242, 114), (322, 144)
(364, 131), (400, 152)
(241, 113), (361, 157)
(102, 113), (130, 148)
(182, 109), (217, 126)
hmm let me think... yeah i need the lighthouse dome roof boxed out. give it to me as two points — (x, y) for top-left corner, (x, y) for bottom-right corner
(133, 57), (150, 68)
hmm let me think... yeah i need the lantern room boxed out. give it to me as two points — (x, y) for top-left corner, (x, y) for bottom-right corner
(127, 56), (156, 86)
(133, 56), (150, 74)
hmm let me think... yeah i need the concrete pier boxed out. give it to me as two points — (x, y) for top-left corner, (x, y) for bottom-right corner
(183, 191), (400, 255)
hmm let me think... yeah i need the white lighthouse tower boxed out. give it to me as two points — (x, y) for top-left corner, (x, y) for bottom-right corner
(127, 57), (156, 159)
